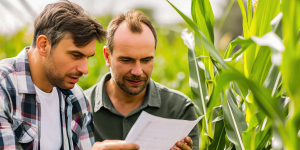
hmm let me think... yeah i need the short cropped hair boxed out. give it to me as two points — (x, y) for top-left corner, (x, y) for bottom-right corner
(32, 0), (106, 49)
(107, 10), (157, 54)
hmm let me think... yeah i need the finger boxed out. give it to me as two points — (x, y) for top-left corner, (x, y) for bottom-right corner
(176, 141), (192, 150)
(184, 136), (193, 148)
(92, 141), (139, 150)
(170, 145), (180, 150)
(102, 140), (123, 143)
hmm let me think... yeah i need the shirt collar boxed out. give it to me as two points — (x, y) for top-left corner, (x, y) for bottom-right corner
(15, 47), (36, 94)
(94, 72), (161, 112)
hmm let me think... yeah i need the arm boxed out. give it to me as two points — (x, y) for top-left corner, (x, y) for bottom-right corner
(0, 85), (18, 149)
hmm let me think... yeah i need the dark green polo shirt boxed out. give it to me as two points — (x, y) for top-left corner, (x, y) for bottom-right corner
(84, 73), (199, 150)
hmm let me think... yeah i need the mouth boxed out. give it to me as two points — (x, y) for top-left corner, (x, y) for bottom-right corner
(127, 80), (143, 86)
(69, 76), (80, 83)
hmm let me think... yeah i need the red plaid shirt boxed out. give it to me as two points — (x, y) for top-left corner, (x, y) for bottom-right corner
(0, 47), (95, 150)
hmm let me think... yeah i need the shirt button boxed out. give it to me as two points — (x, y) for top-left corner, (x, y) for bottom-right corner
(124, 119), (127, 123)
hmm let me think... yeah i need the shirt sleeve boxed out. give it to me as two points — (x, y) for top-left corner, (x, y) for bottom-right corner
(177, 99), (200, 150)
(0, 85), (18, 149)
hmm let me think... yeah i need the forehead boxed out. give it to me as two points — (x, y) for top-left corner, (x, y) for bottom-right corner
(112, 22), (155, 57)
(54, 38), (96, 55)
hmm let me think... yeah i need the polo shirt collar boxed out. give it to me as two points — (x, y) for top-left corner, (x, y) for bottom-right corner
(93, 72), (161, 112)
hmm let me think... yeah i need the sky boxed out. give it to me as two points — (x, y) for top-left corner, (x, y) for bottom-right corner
(0, 0), (229, 35)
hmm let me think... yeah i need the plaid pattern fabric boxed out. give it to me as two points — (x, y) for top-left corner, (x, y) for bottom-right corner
(0, 47), (94, 150)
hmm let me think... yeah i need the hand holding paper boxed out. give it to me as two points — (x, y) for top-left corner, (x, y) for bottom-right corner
(125, 111), (203, 150)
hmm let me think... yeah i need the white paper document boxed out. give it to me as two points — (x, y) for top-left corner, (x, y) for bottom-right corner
(125, 111), (203, 150)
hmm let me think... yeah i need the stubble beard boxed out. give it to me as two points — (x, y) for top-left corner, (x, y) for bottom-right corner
(110, 68), (148, 95)
(44, 55), (82, 90)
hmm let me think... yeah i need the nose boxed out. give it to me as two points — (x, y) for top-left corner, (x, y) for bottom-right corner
(77, 58), (89, 75)
(131, 61), (143, 76)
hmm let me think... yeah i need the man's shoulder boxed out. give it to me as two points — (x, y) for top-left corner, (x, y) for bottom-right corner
(0, 57), (17, 83)
(83, 82), (101, 101)
(153, 81), (191, 103)
(151, 80), (196, 120)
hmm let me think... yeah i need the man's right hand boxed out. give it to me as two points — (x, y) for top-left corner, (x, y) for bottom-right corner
(90, 140), (139, 150)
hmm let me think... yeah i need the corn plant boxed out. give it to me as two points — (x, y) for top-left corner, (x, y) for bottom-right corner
(168, 0), (300, 149)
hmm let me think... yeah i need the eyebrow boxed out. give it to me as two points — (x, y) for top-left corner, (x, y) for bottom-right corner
(68, 50), (95, 57)
(141, 56), (154, 60)
(118, 56), (133, 60)
(118, 56), (154, 60)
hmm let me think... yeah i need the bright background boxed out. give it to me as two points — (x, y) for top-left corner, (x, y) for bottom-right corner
(0, 0), (244, 97)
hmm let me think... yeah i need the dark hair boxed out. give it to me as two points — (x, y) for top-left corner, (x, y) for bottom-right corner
(32, 0), (107, 49)
(107, 9), (157, 54)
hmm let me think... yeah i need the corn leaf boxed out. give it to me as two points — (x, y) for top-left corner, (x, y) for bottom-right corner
(208, 119), (226, 150)
(247, 0), (252, 28)
(281, 0), (300, 149)
(263, 65), (281, 96)
(244, 0), (280, 78)
(168, 0), (228, 69)
(222, 88), (247, 150)
(224, 36), (253, 59)
(181, 29), (209, 134)
(250, 46), (272, 85)
(210, 69), (289, 148)
(191, 0), (216, 88)
(191, 0), (215, 43)
(236, 0), (249, 38)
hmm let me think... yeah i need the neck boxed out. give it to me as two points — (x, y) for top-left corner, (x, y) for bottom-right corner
(27, 48), (54, 93)
(105, 78), (147, 116)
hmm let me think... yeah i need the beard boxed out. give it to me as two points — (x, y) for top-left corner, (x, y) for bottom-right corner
(44, 55), (82, 90)
(111, 68), (148, 95)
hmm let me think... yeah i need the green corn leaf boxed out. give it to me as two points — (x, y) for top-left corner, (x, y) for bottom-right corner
(237, 0), (249, 38)
(242, 111), (270, 150)
(222, 88), (247, 150)
(270, 12), (283, 38)
(250, 46), (272, 85)
(249, 0), (280, 37)
(209, 69), (290, 148)
(168, 0), (228, 69)
(181, 29), (209, 134)
(244, 0), (280, 78)
(191, 0), (215, 43)
(250, 32), (284, 53)
(191, 0), (216, 86)
(212, 69), (282, 121)
(224, 31), (283, 67)
(281, 1), (300, 148)
(263, 65), (281, 96)
(210, 106), (222, 125)
(208, 119), (226, 150)
(244, 96), (257, 123)
(254, 120), (272, 150)
(247, 0), (252, 28)
(223, 36), (253, 59)
(233, 82), (248, 99)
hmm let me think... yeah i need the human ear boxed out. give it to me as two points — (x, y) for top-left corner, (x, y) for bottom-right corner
(103, 46), (111, 67)
(36, 35), (51, 57)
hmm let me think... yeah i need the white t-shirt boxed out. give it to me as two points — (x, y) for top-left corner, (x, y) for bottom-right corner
(34, 85), (62, 150)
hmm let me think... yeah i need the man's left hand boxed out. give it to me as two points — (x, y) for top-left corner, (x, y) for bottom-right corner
(170, 136), (193, 150)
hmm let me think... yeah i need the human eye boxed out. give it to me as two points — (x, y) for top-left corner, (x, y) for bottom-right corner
(72, 53), (82, 59)
(141, 58), (152, 63)
(119, 57), (133, 63)
(120, 59), (131, 63)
